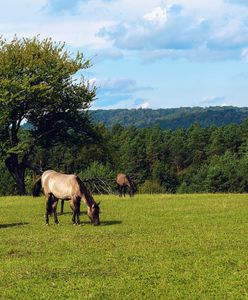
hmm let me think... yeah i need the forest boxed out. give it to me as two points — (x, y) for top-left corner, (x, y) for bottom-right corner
(92, 106), (248, 129)
(1, 119), (248, 195)
(1, 36), (248, 196)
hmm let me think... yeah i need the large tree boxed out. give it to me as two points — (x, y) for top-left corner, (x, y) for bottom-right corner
(0, 36), (97, 194)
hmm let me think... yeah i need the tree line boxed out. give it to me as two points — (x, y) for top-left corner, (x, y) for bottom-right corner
(1, 36), (248, 196)
(92, 107), (248, 129)
(1, 120), (248, 195)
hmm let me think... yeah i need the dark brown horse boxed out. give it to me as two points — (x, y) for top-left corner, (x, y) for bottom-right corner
(33, 170), (100, 226)
(116, 173), (135, 197)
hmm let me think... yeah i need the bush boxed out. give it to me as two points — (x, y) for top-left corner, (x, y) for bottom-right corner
(79, 161), (116, 194)
(138, 180), (166, 194)
(0, 161), (15, 195)
(177, 181), (190, 194)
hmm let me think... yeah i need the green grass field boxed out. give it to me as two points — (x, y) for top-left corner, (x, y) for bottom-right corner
(1, 194), (248, 299)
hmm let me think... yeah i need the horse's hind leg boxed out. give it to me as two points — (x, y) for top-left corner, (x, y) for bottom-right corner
(45, 193), (53, 225)
(52, 198), (59, 224)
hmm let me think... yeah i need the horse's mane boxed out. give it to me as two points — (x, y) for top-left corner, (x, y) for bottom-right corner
(75, 176), (95, 206)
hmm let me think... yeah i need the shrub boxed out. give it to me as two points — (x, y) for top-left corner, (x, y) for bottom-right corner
(79, 161), (116, 194)
(0, 161), (15, 195)
(138, 180), (166, 194)
(177, 181), (190, 194)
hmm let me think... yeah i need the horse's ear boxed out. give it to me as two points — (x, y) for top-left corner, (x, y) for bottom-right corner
(97, 201), (101, 206)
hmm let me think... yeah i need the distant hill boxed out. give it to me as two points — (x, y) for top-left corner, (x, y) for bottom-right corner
(91, 106), (248, 129)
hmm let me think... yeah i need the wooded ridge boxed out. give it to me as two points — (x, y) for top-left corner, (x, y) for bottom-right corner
(91, 106), (248, 129)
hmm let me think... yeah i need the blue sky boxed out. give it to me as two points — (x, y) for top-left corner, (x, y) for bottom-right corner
(1, 0), (248, 109)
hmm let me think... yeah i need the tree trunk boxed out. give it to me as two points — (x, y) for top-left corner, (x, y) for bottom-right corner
(5, 154), (26, 195)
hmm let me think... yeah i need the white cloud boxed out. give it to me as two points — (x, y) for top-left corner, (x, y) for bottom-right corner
(138, 101), (150, 109)
(197, 96), (227, 107)
(97, 1), (248, 61)
(2, 0), (248, 62)
(143, 7), (167, 26)
(96, 77), (153, 95)
(91, 77), (153, 109)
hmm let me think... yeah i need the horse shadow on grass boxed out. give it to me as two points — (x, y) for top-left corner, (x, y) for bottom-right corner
(58, 212), (73, 216)
(0, 222), (29, 229)
(98, 220), (122, 226)
(58, 211), (87, 216)
(55, 210), (122, 226)
(76, 220), (122, 226)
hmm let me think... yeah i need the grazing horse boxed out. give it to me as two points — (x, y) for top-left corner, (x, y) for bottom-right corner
(33, 170), (100, 226)
(116, 173), (135, 197)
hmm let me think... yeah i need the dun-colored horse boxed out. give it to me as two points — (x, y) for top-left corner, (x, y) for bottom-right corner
(116, 173), (135, 197)
(33, 170), (100, 226)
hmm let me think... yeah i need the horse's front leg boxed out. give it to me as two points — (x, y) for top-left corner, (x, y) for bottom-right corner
(71, 202), (76, 225)
(117, 185), (121, 197)
(71, 197), (81, 225)
(120, 186), (124, 197)
(123, 186), (127, 197)
(45, 206), (49, 225)
(76, 197), (81, 225)
(71, 198), (77, 225)
(60, 200), (64, 215)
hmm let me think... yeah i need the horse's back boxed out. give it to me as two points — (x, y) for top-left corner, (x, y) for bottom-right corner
(42, 170), (81, 199)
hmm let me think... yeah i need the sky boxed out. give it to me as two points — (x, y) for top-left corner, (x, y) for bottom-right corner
(1, 0), (248, 109)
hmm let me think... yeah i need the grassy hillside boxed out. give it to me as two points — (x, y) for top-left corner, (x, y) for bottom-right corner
(91, 106), (248, 129)
(1, 194), (248, 299)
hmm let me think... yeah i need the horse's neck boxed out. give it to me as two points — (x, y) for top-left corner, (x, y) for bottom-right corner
(82, 193), (95, 207)
(78, 179), (95, 207)
(126, 178), (132, 189)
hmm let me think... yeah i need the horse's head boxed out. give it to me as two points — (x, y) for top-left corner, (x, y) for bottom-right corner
(129, 188), (134, 197)
(88, 202), (100, 226)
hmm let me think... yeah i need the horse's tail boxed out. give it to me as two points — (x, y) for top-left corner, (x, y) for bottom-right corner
(33, 177), (42, 197)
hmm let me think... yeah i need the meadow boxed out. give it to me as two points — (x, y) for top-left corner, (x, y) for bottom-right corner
(1, 194), (248, 299)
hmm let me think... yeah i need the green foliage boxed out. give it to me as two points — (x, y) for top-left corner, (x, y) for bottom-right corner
(79, 161), (115, 181)
(2, 194), (248, 299)
(92, 107), (248, 129)
(0, 36), (96, 194)
(79, 161), (116, 193)
(3, 98), (248, 194)
(138, 180), (166, 194)
(177, 181), (190, 193)
(0, 161), (15, 195)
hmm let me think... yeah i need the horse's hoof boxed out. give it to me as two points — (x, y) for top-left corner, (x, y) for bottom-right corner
(46, 223), (49, 226)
